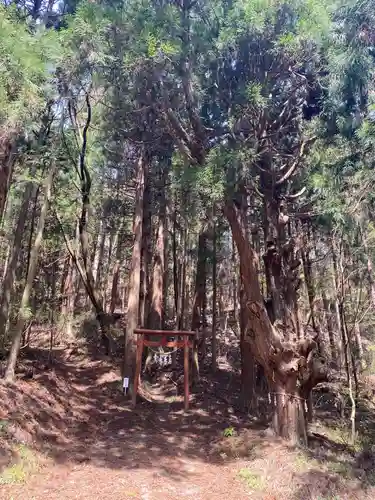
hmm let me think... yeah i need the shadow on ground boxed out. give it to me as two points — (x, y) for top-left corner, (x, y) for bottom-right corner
(0, 346), (265, 479)
(2, 337), (375, 499)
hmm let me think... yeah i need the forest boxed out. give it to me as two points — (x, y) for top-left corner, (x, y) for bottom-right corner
(1, 0), (375, 498)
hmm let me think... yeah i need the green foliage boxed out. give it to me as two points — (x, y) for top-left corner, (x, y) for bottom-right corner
(196, 149), (226, 203)
(59, 2), (111, 78)
(245, 83), (266, 109)
(238, 468), (264, 491)
(147, 33), (179, 58)
(223, 426), (235, 437)
(0, 6), (58, 130)
(219, 0), (331, 46)
(0, 444), (39, 485)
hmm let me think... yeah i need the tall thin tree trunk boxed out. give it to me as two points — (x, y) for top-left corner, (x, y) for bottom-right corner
(123, 152), (147, 393)
(92, 218), (105, 288)
(212, 217), (217, 371)
(191, 231), (208, 330)
(139, 177), (151, 327)
(0, 140), (16, 226)
(191, 229), (208, 377)
(60, 252), (77, 340)
(48, 256), (58, 364)
(148, 166), (167, 329)
(103, 230), (115, 311)
(4, 162), (56, 380)
(301, 244), (317, 333)
(354, 321), (365, 370)
(177, 225), (187, 330)
(322, 289), (337, 361)
(231, 237), (238, 324)
(109, 228), (123, 314)
(0, 193), (15, 282)
(162, 208), (169, 329)
(0, 181), (38, 345)
(172, 213), (179, 320)
(362, 228), (375, 308)
(331, 240), (345, 370)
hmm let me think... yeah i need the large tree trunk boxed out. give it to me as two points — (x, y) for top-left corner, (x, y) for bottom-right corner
(144, 164), (167, 373)
(225, 201), (327, 445)
(139, 176), (151, 327)
(240, 283), (256, 408)
(4, 162), (56, 381)
(262, 196), (301, 340)
(123, 152), (147, 394)
(148, 165), (167, 329)
(237, 192), (256, 408)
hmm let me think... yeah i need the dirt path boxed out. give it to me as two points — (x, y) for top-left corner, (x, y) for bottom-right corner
(1, 353), (253, 500)
(1, 351), (375, 500)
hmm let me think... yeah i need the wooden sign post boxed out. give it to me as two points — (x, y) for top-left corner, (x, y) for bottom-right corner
(132, 329), (196, 410)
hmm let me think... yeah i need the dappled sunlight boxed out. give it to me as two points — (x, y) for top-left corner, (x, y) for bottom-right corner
(2, 347), (375, 499)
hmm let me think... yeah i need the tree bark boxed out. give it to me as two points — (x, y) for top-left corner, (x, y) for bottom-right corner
(92, 218), (105, 290)
(231, 237), (238, 325)
(60, 251), (77, 340)
(191, 231), (208, 331)
(148, 165), (167, 330)
(362, 228), (375, 308)
(4, 162), (56, 381)
(59, 92), (113, 352)
(238, 191), (256, 407)
(191, 229), (208, 377)
(0, 180), (38, 344)
(162, 204), (169, 329)
(139, 175), (151, 327)
(177, 225), (187, 330)
(0, 140), (16, 226)
(321, 290), (337, 361)
(123, 152), (147, 394)
(224, 201), (326, 445)
(172, 212), (179, 319)
(212, 217), (217, 371)
(301, 240), (318, 335)
(109, 227), (124, 314)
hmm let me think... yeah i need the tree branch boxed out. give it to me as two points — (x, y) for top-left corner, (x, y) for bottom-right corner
(275, 137), (316, 186)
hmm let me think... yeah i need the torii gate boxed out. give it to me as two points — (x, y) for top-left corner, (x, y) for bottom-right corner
(132, 328), (196, 410)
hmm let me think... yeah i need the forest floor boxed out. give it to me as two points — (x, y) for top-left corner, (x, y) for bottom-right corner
(1, 335), (375, 499)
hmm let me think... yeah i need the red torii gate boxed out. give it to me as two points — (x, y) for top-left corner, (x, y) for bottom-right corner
(132, 328), (196, 410)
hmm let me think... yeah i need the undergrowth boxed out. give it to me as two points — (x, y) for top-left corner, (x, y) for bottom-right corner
(0, 443), (40, 485)
(238, 467), (265, 491)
